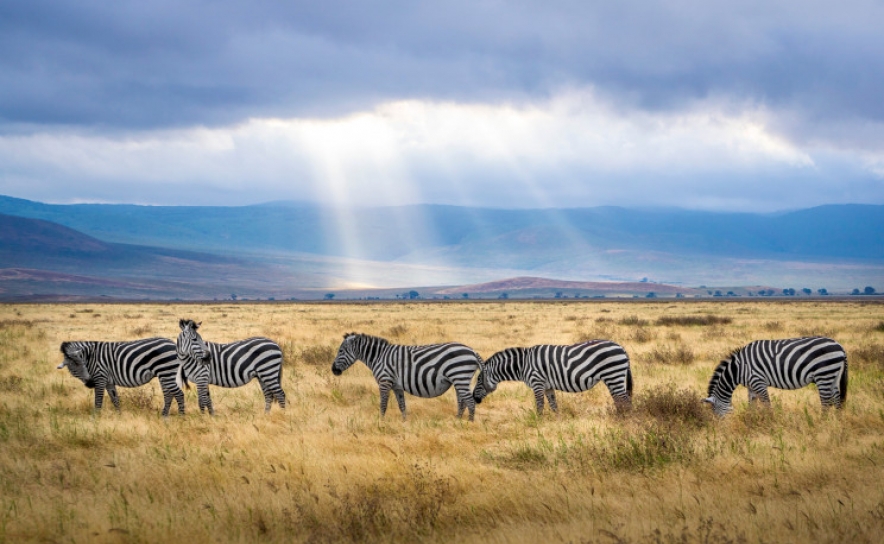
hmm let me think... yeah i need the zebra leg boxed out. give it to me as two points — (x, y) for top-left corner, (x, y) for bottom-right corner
(603, 376), (632, 408)
(275, 386), (287, 410)
(159, 376), (185, 417)
(532, 386), (546, 415)
(816, 379), (840, 409)
(378, 382), (392, 418)
(262, 388), (274, 413)
(751, 386), (771, 407)
(107, 384), (121, 412)
(545, 389), (559, 414)
(93, 384), (106, 412)
(455, 385), (476, 421)
(393, 387), (407, 421)
(197, 383), (214, 415)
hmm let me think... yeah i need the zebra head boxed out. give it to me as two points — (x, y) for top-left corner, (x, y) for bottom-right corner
(332, 333), (359, 376)
(178, 319), (210, 365)
(704, 355), (737, 416)
(58, 342), (95, 388)
(472, 352), (504, 403)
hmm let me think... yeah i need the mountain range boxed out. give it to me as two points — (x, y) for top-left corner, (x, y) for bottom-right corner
(0, 195), (882, 300)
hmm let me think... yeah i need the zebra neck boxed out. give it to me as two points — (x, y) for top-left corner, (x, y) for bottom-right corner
(490, 350), (526, 383)
(354, 339), (387, 372)
(710, 359), (741, 400)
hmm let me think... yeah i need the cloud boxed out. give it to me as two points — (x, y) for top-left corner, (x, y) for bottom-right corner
(3, 88), (881, 210)
(1, 1), (883, 210)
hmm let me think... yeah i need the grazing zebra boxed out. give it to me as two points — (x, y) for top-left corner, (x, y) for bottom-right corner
(704, 336), (848, 416)
(176, 319), (286, 413)
(331, 332), (483, 421)
(57, 337), (185, 416)
(472, 340), (633, 415)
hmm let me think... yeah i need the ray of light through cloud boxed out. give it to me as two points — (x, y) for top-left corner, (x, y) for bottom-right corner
(2, 87), (872, 215)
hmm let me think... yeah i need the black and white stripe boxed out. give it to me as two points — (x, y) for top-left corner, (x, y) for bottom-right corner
(704, 336), (848, 416)
(331, 332), (483, 421)
(57, 338), (185, 416)
(176, 319), (286, 413)
(472, 340), (633, 414)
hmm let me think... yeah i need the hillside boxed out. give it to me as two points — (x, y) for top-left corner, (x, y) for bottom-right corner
(1, 196), (882, 298)
(2, 196), (883, 264)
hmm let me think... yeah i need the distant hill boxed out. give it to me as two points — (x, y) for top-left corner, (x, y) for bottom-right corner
(1, 195), (882, 298)
(2, 195), (883, 263)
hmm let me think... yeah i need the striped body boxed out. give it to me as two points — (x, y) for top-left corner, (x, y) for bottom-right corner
(177, 320), (285, 414)
(57, 338), (185, 416)
(332, 333), (482, 420)
(705, 337), (848, 416)
(473, 340), (633, 414)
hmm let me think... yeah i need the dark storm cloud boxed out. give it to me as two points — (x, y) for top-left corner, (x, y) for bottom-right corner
(2, 0), (882, 131)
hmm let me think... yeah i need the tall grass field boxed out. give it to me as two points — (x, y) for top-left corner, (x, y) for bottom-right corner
(1, 300), (883, 543)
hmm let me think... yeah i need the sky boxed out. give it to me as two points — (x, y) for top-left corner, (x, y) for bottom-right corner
(1, 0), (883, 211)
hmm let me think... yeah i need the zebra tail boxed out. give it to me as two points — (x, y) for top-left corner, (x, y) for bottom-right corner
(626, 366), (634, 399)
(177, 364), (190, 391)
(839, 358), (848, 407)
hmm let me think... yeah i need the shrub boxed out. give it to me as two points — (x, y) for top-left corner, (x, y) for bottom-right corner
(126, 387), (156, 411)
(299, 345), (336, 366)
(852, 343), (884, 370)
(386, 324), (408, 338)
(633, 383), (711, 428)
(619, 315), (649, 326)
(640, 344), (695, 365)
(631, 327), (655, 343)
(656, 315), (733, 327)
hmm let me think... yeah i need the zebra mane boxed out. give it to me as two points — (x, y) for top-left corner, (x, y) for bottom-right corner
(707, 354), (737, 397)
(345, 332), (390, 346)
(60, 341), (87, 355)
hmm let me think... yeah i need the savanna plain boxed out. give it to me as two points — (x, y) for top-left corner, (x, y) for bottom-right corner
(1, 300), (884, 543)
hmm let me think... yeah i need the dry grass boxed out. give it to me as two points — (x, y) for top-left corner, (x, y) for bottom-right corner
(0, 300), (883, 543)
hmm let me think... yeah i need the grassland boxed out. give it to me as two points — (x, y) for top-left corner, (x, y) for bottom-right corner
(1, 300), (883, 543)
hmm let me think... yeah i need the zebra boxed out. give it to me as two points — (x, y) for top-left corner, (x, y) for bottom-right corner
(704, 336), (848, 416)
(176, 319), (286, 413)
(331, 332), (483, 421)
(57, 337), (186, 416)
(472, 340), (633, 415)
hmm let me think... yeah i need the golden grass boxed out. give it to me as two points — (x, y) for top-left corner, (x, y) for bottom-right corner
(1, 300), (883, 543)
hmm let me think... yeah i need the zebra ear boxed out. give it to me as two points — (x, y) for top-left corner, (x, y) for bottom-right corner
(702, 397), (714, 404)
(195, 321), (201, 329)
(179, 319), (187, 330)
(57, 361), (66, 369)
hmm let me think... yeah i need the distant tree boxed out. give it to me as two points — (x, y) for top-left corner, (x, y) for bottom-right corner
(852, 288), (861, 295)
(817, 288), (828, 296)
(231, 294), (237, 301)
(555, 291), (563, 299)
(783, 288), (796, 296)
(498, 292), (509, 299)
(462, 293), (469, 299)
(707, 290), (713, 295)
(408, 290), (420, 299)
(714, 290), (723, 297)
(646, 292), (657, 298)
(640, 277), (649, 283)
(676, 293), (685, 298)
(726, 291), (736, 296)
(802, 288), (812, 295)
(865, 286), (877, 295)
(324, 293), (335, 300)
